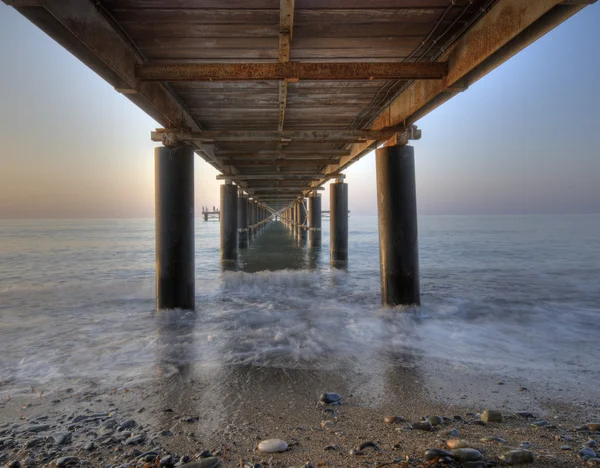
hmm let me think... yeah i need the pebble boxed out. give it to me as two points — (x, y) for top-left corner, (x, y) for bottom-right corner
(586, 440), (599, 448)
(23, 437), (42, 449)
(440, 428), (460, 438)
(452, 448), (483, 462)
(8, 461), (21, 468)
(22, 458), (35, 467)
(319, 393), (341, 405)
(500, 449), (535, 465)
(258, 439), (288, 453)
(383, 416), (403, 424)
(55, 456), (79, 467)
(580, 448), (597, 460)
(159, 455), (174, 467)
(531, 420), (548, 427)
(481, 409), (503, 423)
(117, 420), (137, 431)
(84, 441), (96, 451)
(480, 435), (507, 444)
(22, 425), (49, 433)
(589, 424), (600, 432)
(356, 441), (379, 452)
(446, 439), (471, 449)
(125, 434), (145, 445)
(411, 421), (433, 431)
(179, 459), (221, 468)
(561, 445), (572, 450)
(52, 432), (72, 445)
(424, 448), (454, 461)
(427, 416), (443, 426)
(462, 462), (486, 468)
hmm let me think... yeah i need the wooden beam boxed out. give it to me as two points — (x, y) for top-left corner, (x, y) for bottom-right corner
(278, 0), (294, 131)
(279, 0), (294, 62)
(223, 159), (336, 167)
(311, 0), (589, 188)
(216, 150), (349, 159)
(278, 80), (288, 132)
(153, 129), (397, 143)
(136, 62), (448, 82)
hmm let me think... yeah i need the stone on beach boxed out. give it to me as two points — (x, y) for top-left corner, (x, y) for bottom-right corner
(52, 432), (72, 445)
(55, 456), (79, 467)
(446, 439), (471, 449)
(589, 424), (600, 432)
(258, 439), (288, 453)
(319, 393), (341, 405)
(427, 415), (443, 426)
(383, 415), (404, 424)
(424, 448), (455, 461)
(580, 448), (597, 460)
(499, 449), (535, 465)
(411, 421), (433, 431)
(452, 448), (483, 462)
(481, 409), (503, 423)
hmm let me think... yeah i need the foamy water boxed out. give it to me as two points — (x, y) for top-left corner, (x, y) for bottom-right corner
(1, 215), (599, 400)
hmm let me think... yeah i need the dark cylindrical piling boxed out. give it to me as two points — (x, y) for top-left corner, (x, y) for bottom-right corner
(220, 182), (238, 263)
(155, 145), (195, 310)
(238, 193), (248, 248)
(330, 180), (348, 264)
(375, 145), (420, 306)
(308, 194), (322, 247)
(298, 198), (307, 239)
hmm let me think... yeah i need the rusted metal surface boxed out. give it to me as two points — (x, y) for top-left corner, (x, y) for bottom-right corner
(136, 62), (448, 81)
(151, 129), (398, 143)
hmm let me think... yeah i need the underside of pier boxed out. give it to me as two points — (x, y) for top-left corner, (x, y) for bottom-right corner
(4, 0), (591, 211)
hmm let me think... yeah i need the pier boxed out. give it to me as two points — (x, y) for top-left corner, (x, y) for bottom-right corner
(3, 0), (593, 310)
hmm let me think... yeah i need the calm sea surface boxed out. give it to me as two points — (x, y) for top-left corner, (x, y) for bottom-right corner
(1, 215), (599, 399)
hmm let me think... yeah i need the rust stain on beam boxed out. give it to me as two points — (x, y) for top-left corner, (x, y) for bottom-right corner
(278, 80), (288, 132)
(152, 129), (398, 143)
(136, 62), (448, 82)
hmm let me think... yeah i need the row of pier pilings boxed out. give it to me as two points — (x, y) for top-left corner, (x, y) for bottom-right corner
(154, 143), (420, 311)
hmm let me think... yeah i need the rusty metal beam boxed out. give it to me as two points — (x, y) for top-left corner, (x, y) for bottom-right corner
(153, 129), (397, 143)
(278, 0), (294, 131)
(136, 62), (448, 82)
(309, 0), (590, 190)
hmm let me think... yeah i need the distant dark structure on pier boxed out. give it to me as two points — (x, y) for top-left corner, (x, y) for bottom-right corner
(5, 0), (591, 310)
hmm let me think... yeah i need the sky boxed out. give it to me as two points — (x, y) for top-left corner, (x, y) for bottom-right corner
(0, 4), (598, 218)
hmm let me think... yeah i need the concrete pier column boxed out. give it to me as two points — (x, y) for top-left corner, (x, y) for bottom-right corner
(330, 178), (348, 264)
(308, 194), (322, 247)
(291, 201), (297, 232)
(375, 145), (420, 306)
(220, 181), (238, 263)
(155, 145), (195, 310)
(238, 192), (248, 248)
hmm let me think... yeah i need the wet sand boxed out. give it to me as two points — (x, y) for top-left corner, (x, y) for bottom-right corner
(1, 355), (599, 467)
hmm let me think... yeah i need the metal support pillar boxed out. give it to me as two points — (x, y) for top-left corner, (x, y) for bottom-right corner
(291, 201), (296, 232)
(220, 182), (238, 262)
(155, 145), (195, 310)
(238, 193), (248, 248)
(298, 198), (307, 239)
(330, 179), (348, 264)
(308, 194), (322, 247)
(249, 200), (255, 236)
(375, 145), (420, 306)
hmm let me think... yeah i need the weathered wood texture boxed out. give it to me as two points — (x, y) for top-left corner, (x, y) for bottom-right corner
(3, 0), (589, 208)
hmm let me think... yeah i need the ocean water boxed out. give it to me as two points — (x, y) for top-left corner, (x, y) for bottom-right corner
(1, 215), (599, 401)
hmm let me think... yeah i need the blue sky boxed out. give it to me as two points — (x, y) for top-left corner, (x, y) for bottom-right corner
(0, 3), (598, 218)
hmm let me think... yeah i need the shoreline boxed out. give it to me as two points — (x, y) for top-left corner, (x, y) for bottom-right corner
(1, 360), (599, 467)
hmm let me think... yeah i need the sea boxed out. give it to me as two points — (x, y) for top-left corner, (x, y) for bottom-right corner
(1, 215), (599, 402)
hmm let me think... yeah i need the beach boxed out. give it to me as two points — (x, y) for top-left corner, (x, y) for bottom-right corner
(1, 215), (600, 466)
